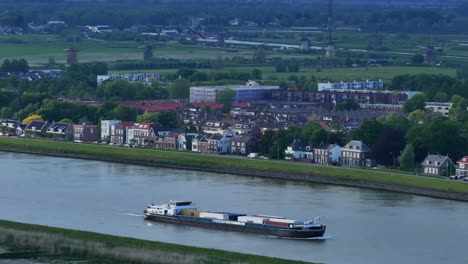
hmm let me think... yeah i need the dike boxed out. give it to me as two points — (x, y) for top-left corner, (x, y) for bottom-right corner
(1, 137), (468, 202)
(0, 220), (309, 264)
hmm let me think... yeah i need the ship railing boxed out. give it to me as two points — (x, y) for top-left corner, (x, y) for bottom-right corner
(303, 216), (323, 225)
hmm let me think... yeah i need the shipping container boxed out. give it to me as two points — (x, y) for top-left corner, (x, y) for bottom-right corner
(214, 212), (247, 221)
(237, 215), (268, 224)
(199, 212), (229, 220)
(263, 220), (290, 227)
(266, 218), (300, 224)
(180, 209), (200, 217)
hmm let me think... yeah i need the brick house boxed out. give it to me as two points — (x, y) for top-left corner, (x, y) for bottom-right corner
(153, 132), (180, 150)
(341, 140), (371, 167)
(127, 123), (153, 146)
(230, 134), (258, 156)
(73, 123), (98, 142)
(314, 143), (342, 165)
(111, 121), (134, 145)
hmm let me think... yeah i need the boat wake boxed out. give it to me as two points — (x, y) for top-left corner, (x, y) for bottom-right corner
(263, 235), (332, 241)
(118, 212), (145, 217)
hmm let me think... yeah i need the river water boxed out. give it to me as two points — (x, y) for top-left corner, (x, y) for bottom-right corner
(0, 151), (467, 264)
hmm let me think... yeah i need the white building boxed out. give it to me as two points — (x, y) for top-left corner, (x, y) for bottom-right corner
(189, 81), (279, 102)
(100, 120), (121, 141)
(425, 102), (453, 117)
(97, 73), (160, 86)
(318, 80), (384, 92)
(284, 139), (313, 160)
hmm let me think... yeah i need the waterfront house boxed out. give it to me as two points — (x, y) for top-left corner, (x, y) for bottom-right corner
(191, 134), (206, 152)
(101, 120), (121, 142)
(177, 133), (199, 151)
(205, 131), (233, 154)
(0, 119), (24, 136)
(111, 121), (134, 145)
(284, 139), (313, 161)
(46, 122), (73, 141)
(25, 120), (50, 138)
(230, 134), (258, 156)
(73, 123), (98, 142)
(421, 154), (452, 176)
(341, 140), (371, 167)
(153, 132), (180, 150)
(314, 143), (342, 165)
(127, 123), (153, 146)
(456, 156), (468, 177)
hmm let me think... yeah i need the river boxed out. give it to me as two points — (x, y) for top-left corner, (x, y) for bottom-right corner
(0, 151), (467, 264)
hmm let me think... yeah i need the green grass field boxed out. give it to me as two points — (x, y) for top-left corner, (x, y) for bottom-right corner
(112, 65), (455, 82)
(1, 137), (468, 196)
(0, 220), (308, 264)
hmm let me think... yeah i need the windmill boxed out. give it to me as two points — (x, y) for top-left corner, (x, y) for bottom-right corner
(325, 0), (336, 58)
(184, 18), (206, 41)
(217, 24), (226, 47)
(253, 44), (267, 63)
(139, 32), (161, 61)
(65, 29), (79, 65)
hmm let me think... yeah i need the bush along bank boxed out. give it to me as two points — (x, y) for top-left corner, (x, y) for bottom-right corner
(0, 220), (310, 264)
(1, 137), (468, 201)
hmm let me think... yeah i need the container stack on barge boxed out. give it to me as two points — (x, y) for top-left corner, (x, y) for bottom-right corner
(143, 201), (326, 238)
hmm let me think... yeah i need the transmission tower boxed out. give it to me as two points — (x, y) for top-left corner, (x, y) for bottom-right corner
(325, 0), (336, 58)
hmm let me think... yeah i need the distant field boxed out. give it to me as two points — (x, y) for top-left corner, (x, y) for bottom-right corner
(112, 66), (456, 82)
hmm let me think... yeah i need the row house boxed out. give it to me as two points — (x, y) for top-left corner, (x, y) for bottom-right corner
(25, 120), (50, 138)
(314, 143), (342, 165)
(206, 132), (233, 154)
(101, 120), (121, 141)
(421, 154), (452, 176)
(46, 122), (73, 141)
(127, 123), (153, 146)
(153, 132), (180, 150)
(177, 133), (199, 151)
(73, 123), (98, 142)
(230, 134), (258, 156)
(192, 131), (233, 154)
(0, 119), (26, 136)
(110, 121), (134, 145)
(341, 140), (372, 167)
(284, 139), (313, 161)
(456, 156), (468, 177)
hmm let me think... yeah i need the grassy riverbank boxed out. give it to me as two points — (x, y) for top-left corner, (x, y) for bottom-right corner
(0, 220), (308, 264)
(1, 137), (468, 201)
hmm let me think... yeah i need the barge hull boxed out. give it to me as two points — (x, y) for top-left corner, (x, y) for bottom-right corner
(145, 214), (326, 238)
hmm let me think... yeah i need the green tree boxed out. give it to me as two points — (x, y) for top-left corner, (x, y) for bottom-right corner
(308, 128), (328, 148)
(411, 54), (425, 64)
(109, 104), (137, 122)
(403, 93), (427, 114)
(352, 119), (384, 147)
(137, 112), (159, 123)
(333, 99), (360, 111)
(156, 111), (178, 128)
(275, 60), (287, 72)
(398, 144), (415, 171)
(167, 79), (190, 99)
(59, 118), (73, 124)
(251, 69), (262, 79)
(216, 88), (236, 113)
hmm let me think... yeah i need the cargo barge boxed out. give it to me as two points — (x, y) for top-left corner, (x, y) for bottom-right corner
(143, 201), (326, 238)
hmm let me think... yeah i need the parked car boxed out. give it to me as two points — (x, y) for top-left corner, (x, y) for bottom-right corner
(247, 152), (259, 159)
(449, 175), (466, 180)
(464, 177), (468, 182)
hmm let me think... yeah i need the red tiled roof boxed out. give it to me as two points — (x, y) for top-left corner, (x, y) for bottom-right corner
(457, 156), (468, 163)
(192, 102), (223, 110)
